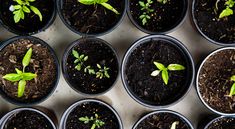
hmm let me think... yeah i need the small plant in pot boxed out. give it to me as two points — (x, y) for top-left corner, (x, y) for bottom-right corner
(133, 110), (194, 129)
(59, 99), (123, 129)
(0, 108), (57, 129)
(127, 0), (188, 34)
(62, 37), (119, 95)
(121, 35), (195, 108)
(57, 0), (126, 36)
(0, 0), (56, 35)
(196, 47), (235, 115)
(192, 0), (235, 45)
(0, 36), (60, 105)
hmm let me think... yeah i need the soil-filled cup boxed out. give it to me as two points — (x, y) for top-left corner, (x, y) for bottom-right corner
(57, 0), (127, 36)
(0, 0), (56, 35)
(59, 99), (123, 129)
(0, 107), (57, 129)
(196, 47), (235, 116)
(62, 37), (119, 96)
(121, 35), (195, 108)
(127, 0), (188, 34)
(133, 110), (194, 129)
(0, 36), (60, 106)
(198, 116), (235, 129)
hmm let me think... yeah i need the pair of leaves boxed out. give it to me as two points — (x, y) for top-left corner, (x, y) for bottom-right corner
(79, 114), (105, 129)
(228, 75), (235, 97)
(151, 61), (185, 85)
(170, 121), (179, 129)
(78, 0), (119, 14)
(96, 64), (110, 79)
(219, 0), (235, 18)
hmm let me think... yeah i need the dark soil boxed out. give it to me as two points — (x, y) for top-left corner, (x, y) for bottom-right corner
(129, 0), (186, 32)
(136, 112), (191, 129)
(0, 38), (57, 103)
(60, 0), (125, 34)
(64, 38), (118, 94)
(124, 39), (192, 106)
(66, 101), (120, 129)
(194, 0), (235, 43)
(0, 0), (54, 34)
(3, 110), (54, 129)
(207, 117), (235, 129)
(198, 49), (235, 113)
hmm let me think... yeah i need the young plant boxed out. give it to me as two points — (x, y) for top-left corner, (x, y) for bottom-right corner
(157, 0), (168, 4)
(9, 0), (43, 23)
(170, 121), (179, 129)
(151, 61), (185, 85)
(2, 48), (37, 98)
(96, 64), (110, 79)
(227, 75), (235, 97)
(79, 114), (105, 129)
(218, 0), (235, 18)
(78, 0), (119, 14)
(139, 0), (154, 25)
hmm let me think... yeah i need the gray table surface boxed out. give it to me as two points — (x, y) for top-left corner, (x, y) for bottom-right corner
(0, 8), (222, 129)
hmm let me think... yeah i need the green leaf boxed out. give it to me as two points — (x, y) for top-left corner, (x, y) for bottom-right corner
(96, 0), (108, 3)
(22, 48), (32, 68)
(104, 71), (110, 78)
(167, 64), (185, 71)
(2, 74), (22, 82)
(22, 73), (36, 81)
(22, 6), (30, 13)
(30, 6), (43, 21)
(18, 80), (26, 97)
(13, 5), (22, 10)
(28, 0), (36, 2)
(100, 3), (120, 14)
(139, 1), (145, 7)
(79, 117), (89, 122)
(75, 64), (82, 71)
(91, 124), (96, 129)
(229, 83), (235, 96)
(151, 70), (160, 76)
(15, 68), (23, 74)
(161, 70), (169, 85)
(80, 54), (84, 59)
(84, 56), (88, 61)
(170, 121), (179, 129)
(78, 0), (95, 5)
(219, 7), (233, 18)
(142, 18), (147, 25)
(14, 10), (21, 23)
(97, 64), (101, 69)
(20, 9), (24, 19)
(72, 50), (79, 58)
(139, 14), (146, 19)
(154, 61), (166, 70)
(88, 69), (95, 74)
(231, 75), (235, 81)
(14, 0), (23, 5)
(74, 59), (79, 64)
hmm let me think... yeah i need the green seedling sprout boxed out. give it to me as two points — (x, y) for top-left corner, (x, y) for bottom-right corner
(226, 75), (235, 97)
(78, 0), (119, 14)
(151, 61), (185, 85)
(72, 49), (110, 79)
(9, 0), (42, 23)
(79, 114), (105, 129)
(2, 48), (37, 97)
(170, 121), (179, 129)
(216, 0), (235, 18)
(139, 0), (154, 25)
(157, 0), (168, 4)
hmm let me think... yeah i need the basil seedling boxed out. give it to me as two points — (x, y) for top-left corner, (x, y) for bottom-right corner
(151, 61), (185, 85)
(79, 114), (105, 129)
(2, 48), (37, 97)
(9, 0), (42, 23)
(218, 0), (235, 18)
(170, 121), (179, 129)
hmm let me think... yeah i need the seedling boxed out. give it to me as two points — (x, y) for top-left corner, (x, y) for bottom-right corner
(226, 75), (235, 97)
(2, 48), (37, 97)
(151, 61), (185, 85)
(79, 114), (105, 129)
(157, 0), (168, 4)
(78, 0), (119, 14)
(170, 121), (179, 129)
(217, 0), (235, 18)
(72, 49), (110, 79)
(139, 0), (154, 25)
(9, 0), (42, 23)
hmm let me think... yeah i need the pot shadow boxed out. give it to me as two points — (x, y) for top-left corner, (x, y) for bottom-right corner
(0, 98), (9, 119)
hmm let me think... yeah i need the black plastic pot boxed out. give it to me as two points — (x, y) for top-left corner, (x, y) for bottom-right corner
(127, 0), (188, 34)
(59, 99), (123, 129)
(57, 0), (127, 36)
(0, 107), (57, 129)
(0, 0), (57, 35)
(121, 35), (195, 108)
(0, 36), (60, 106)
(62, 37), (119, 96)
(196, 47), (235, 116)
(198, 116), (235, 129)
(133, 110), (194, 129)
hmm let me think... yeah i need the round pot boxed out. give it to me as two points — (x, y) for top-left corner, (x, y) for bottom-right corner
(121, 35), (195, 108)
(196, 47), (235, 116)
(57, 0), (127, 36)
(62, 37), (119, 96)
(0, 107), (57, 129)
(127, 0), (188, 34)
(0, 36), (60, 106)
(199, 116), (235, 129)
(59, 99), (123, 129)
(192, 0), (235, 46)
(133, 110), (194, 129)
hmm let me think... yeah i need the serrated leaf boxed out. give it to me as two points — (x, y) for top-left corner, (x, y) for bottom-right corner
(22, 48), (32, 68)
(30, 6), (42, 21)
(3, 74), (22, 82)
(72, 50), (79, 58)
(167, 64), (185, 71)
(229, 83), (235, 96)
(170, 121), (179, 129)
(162, 70), (169, 85)
(22, 73), (36, 80)
(22, 6), (30, 13)
(151, 70), (160, 76)
(100, 3), (119, 14)
(18, 80), (26, 97)
(78, 0), (95, 5)
(154, 61), (166, 70)
(219, 7), (233, 18)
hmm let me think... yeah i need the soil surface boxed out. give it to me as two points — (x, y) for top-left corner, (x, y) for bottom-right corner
(129, 0), (186, 32)
(136, 112), (191, 129)
(194, 0), (235, 43)
(3, 110), (54, 129)
(65, 38), (118, 94)
(66, 101), (120, 129)
(125, 39), (192, 106)
(0, 39), (57, 103)
(61, 0), (125, 34)
(0, 0), (54, 34)
(198, 49), (235, 113)
(207, 117), (235, 129)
